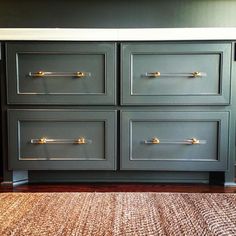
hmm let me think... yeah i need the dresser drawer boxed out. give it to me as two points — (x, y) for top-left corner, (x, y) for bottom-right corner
(121, 111), (228, 171)
(6, 42), (116, 105)
(121, 43), (231, 105)
(8, 110), (116, 170)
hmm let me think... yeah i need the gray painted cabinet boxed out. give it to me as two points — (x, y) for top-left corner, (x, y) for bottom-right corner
(121, 111), (229, 171)
(8, 110), (117, 170)
(121, 43), (231, 105)
(6, 42), (116, 105)
(3, 41), (234, 184)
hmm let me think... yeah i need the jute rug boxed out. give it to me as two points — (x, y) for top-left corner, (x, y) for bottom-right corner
(0, 192), (236, 236)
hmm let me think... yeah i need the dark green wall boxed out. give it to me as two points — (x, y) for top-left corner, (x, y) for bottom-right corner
(0, 0), (236, 28)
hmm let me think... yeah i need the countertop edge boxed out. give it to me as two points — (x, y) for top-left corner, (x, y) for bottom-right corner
(0, 28), (236, 41)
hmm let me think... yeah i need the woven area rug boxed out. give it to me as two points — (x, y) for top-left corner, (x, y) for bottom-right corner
(0, 192), (236, 236)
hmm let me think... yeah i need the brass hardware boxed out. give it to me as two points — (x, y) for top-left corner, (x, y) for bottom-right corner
(29, 71), (91, 78)
(31, 137), (49, 144)
(151, 137), (160, 144)
(76, 71), (85, 78)
(144, 137), (206, 145)
(38, 138), (47, 144)
(31, 138), (47, 144)
(31, 137), (91, 144)
(145, 71), (206, 78)
(147, 72), (161, 77)
(192, 72), (202, 78)
(75, 137), (86, 144)
(190, 138), (200, 144)
(34, 71), (45, 77)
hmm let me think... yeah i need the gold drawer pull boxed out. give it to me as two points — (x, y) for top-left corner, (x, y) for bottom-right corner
(29, 71), (91, 78)
(30, 137), (92, 145)
(191, 138), (200, 144)
(144, 137), (161, 144)
(75, 137), (86, 144)
(151, 137), (160, 144)
(144, 137), (206, 145)
(145, 71), (206, 78)
(32, 71), (45, 77)
(146, 72), (161, 77)
(192, 72), (202, 78)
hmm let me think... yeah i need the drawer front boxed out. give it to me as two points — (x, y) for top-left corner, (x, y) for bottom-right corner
(6, 42), (116, 105)
(121, 111), (229, 171)
(8, 110), (116, 170)
(121, 43), (231, 105)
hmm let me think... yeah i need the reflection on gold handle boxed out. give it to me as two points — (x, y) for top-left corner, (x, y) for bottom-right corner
(37, 138), (47, 144)
(31, 137), (92, 144)
(145, 71), (206, 78)
(144, 137), (206, 145)
(75, 137), (86, 144)
(33, 71), (45, 77)
(151, 137), (160, 144)
(75, 72), (86, 78)
(192, 72), (202, 78)
(147, 72), (161, 77)
(191, 138), (200, 144)
(29, 71), (91, 78)
(143, 137), (160, 144)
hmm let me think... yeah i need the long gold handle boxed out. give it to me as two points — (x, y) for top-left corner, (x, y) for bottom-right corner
(145, 71), (206, 78)
(30, 137), (92, 144)
(144, 137), (206, 145)
(29, 71), (91, 78)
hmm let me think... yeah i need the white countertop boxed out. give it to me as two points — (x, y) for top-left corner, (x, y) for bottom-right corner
(0, 28), (236, 41)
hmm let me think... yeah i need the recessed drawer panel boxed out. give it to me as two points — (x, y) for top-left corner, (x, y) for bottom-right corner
(121, 43), (231, 105)
(121, 111), (228, 171)
(8, 110), (116, 170)
(6, 42), (116, 105)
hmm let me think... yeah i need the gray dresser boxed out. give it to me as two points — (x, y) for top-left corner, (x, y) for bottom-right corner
(1, 40), (235, 185)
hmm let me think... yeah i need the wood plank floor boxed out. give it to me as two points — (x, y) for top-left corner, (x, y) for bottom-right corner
(1, 183), (236, 193)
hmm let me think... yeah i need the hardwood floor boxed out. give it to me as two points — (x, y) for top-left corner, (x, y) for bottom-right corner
(1, 183), (236, 193)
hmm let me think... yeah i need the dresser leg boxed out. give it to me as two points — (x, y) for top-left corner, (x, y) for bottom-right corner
(1, 171), (28, 186)
(209, 172), (225, 185)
